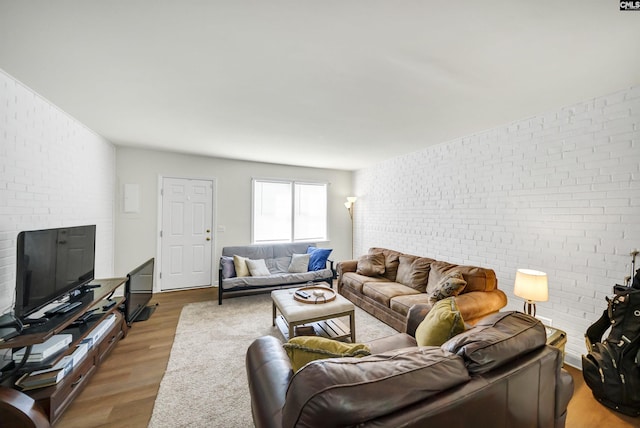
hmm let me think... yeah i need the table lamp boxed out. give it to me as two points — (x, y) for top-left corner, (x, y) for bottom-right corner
(513, 269), (548, 317)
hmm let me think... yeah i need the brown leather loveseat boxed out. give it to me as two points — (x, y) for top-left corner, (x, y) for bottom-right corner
(337, 247), (508, 331)
(246, 311), (574, 428)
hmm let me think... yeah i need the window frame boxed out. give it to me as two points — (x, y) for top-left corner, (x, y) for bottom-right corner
(251, 178), (328, 244)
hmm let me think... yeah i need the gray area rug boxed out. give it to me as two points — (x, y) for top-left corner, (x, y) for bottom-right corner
(148, 293), (397, 428)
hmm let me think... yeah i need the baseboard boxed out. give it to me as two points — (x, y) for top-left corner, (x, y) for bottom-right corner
(564, 351), (581, 369)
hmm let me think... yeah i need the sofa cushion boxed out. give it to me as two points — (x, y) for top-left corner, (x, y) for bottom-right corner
(395, 255), (434, 292)
(288, 253), (310, 273)
(220, 256), (236, 279)
(368, 247), (402, 281)
(306, 247), (332, 271)
(233, 255), (250, 277)
(356, 253), (386, 276)
(427, 261), (497, 293)
(222, 269), (333, 290)
(282, 346), (470, 428)
(441, 311), (546, 374)
(428, 271), (467, 303)
(362, 282), (420, 307)
(283, 336), (371, 372)
(390, 293), (431, 317)
(340, 272), (388, 294)
(415, 297), (465, 346)
(246, 258), (271, 276)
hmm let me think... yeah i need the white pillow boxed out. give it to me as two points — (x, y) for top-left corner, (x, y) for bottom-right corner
(233, 255), (250, 277)
(288, 253), (310, 273)
(246, 258), (271, 277)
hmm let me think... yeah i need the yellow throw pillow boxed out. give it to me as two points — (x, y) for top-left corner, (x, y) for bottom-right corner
(233, 255), (250, 277)
(283, 336), (371, 372)
(415, 297), (465, 346)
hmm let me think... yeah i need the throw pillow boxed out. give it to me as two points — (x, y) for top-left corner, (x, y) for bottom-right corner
(306, 247), (333, 271)
(414, 297), (465, 347)
(395, 255), (433, 292)
(283, 336), (371, 372)
(356, 253), (385, 276)
(428, 271), (467, 303)
(233, 255), (250, 277)
(246, 258), (271, 277)
(220, 256), (236, 279)
(288, 253), (310, 273)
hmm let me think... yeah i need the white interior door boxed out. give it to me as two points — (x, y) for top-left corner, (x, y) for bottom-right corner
(160, 177), (214, 290)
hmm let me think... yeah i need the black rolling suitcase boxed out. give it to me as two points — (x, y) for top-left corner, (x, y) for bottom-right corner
(582, 250), (640, 416)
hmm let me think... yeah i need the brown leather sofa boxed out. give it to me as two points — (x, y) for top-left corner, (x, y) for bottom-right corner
(246, 311), (574, 428)
(337, 247), (508, 331)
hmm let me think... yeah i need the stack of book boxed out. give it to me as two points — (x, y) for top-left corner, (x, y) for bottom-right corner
(12, 334), (72, 363)
(15, 354), (74, 390)
(81, 313), (116, 348)
(15, 341), (90, 391)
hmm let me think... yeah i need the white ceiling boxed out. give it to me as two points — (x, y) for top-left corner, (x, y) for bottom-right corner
(1, 1), (639, 171)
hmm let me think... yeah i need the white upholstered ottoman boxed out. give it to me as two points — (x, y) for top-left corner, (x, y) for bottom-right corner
(271, 288), (356, 342)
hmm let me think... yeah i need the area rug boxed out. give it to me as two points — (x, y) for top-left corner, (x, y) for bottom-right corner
(147, 293), (397, 428)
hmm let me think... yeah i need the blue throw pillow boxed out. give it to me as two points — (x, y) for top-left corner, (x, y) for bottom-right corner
(306, 247), (333, 271)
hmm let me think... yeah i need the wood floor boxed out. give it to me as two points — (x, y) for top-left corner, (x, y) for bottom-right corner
(55, 287), (639, 428)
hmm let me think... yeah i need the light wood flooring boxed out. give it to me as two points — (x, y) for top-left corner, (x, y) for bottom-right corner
(55, 287), (639, 428)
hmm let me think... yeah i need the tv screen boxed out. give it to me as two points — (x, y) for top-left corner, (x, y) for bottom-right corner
(15, 225), (96, 319)
(125, 258), (155, 325)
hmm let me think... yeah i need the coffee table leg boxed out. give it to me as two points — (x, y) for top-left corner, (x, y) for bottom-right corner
(349, 311), (356, 342)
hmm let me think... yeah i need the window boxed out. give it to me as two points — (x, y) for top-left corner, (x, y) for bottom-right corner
(252, 179), (327, 243)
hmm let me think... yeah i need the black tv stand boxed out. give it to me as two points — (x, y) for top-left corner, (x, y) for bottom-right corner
(132, 303), (158, 323)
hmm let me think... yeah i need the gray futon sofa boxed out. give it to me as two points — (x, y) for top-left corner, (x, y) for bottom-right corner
(218, 243), (333, 304)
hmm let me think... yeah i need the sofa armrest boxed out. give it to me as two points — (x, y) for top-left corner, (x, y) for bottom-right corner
(336, 260), (357, 276)
(455, 290), (508, 322)
(246, 336), (293, 428)
(556, 368), (574, 422)
(405, 303), (432, 337)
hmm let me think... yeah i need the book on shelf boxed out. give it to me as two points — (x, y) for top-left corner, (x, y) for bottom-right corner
(15, 355), (74, 390)
(15, 368), (65, 390)
(81, 313), (116, 348)
(12, 333), (73, 363)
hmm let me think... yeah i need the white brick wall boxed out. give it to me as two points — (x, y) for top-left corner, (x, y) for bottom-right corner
(0, 69), (116, 314)
(354, 86), (640, 368)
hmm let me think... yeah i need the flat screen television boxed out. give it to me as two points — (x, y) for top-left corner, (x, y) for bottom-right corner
(124, 258), (155, 325)
(15, 225), (96, 320)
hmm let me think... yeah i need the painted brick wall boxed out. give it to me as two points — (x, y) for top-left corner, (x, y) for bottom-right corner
(353, 86), (640, 367)
(0, 69), (116, 314)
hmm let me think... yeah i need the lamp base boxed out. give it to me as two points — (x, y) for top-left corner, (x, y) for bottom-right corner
(523, 301), (537, 317)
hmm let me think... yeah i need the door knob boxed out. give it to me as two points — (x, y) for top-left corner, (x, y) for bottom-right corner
(206, 229), (211, 233)
(206, 237), (211, 241)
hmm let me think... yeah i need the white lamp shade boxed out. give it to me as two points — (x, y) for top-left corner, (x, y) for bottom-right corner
(344, 201), (352, 209)
(513, 269), (548, 302)
(347, 196), (357, 203)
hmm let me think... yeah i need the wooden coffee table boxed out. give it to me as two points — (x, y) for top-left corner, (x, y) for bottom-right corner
(271, 288), (356, 342)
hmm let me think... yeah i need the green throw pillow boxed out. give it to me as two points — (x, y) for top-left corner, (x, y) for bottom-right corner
(415, 297), (465, 346)
(283, 336), (371, 372)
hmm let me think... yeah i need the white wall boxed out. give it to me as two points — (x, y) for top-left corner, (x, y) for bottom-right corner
(114, 147), (353, 286)
(0, 69), (116, 314)
(353, 86), (640, 367)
